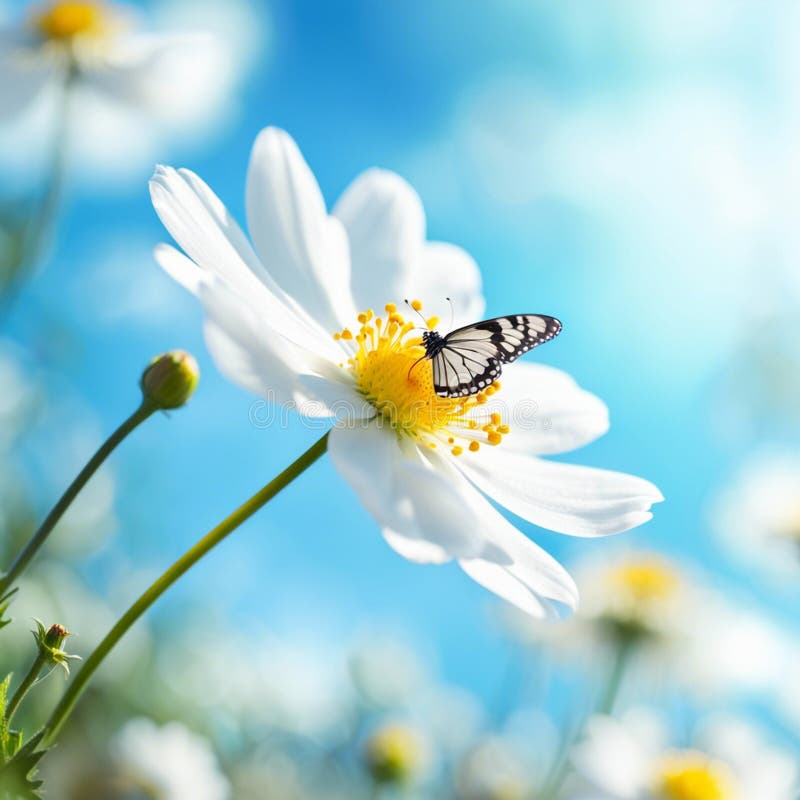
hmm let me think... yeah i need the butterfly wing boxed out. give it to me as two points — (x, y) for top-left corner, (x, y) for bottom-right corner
(432, 314), (562, 398)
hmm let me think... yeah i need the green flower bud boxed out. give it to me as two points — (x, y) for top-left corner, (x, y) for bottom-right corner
(33, 619), (81, 677)
(141, 350), (200, 410)
(364, 724), (424, 785)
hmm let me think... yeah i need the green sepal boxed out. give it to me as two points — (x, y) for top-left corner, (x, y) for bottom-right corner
(4, 733), (22, 761)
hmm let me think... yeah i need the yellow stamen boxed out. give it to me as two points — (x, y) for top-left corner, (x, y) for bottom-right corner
(426, 316), (439, 330)
(334, 303), (509, 453)
(34, 1), (105, 40)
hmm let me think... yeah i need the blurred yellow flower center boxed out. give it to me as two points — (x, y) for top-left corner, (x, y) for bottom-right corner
(779, 507), (800, 541)
(611, 558), (679, 604)
(34, 1), (104, 41)
(365, 724), (424, 784)
(334, 301), (507, 455)
(656, 752), (735, 800)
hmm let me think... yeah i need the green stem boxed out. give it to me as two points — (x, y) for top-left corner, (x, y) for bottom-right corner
(542, 636), (636, 799)
(4, 653), (46, 727)
(0, 61), (75, 315)
(0, 400), (157, 595)
(598, 635), (634, 715)
(42, 431), (329, 745)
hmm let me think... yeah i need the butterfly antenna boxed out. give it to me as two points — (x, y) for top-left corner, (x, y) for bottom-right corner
(446, 296), (454, 330)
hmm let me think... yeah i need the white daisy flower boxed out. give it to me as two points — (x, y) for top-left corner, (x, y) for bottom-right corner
(710, 453), (800, 583)
(500, 551), (692, 658)
(570, 710), (798, 800)
(0, 0), (251, 184)
(149, 126), (663, 619)
(111, 717), (230, 800)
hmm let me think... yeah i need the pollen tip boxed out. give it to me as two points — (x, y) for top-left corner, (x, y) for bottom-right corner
(426, 316), (439, 330)
(411, 299), (423, 312)
(487, 431), (502, 446)
(497, 424), (510, 435)
(451, 445), (464, 456)
(469, 441), (480, 452)
(385, 302), (397, 313)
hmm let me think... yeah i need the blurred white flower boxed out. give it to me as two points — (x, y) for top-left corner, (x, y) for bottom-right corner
(676, 592), (792, 702)
(570, 710), (798, 800)
(410, 683), (485, 758)
(111, 717), (230, 800)
(0, 0), (260, 186)
(151, 125), (662, 619)
(502, 551), (694, 659)
(710, 453), (800, 583)
(454, 708), (559, 800)
(349, 634), (428, 709)
(0, 340), (38, 451)
(159, 624), (354, 741)
(501, 549), (794, 704)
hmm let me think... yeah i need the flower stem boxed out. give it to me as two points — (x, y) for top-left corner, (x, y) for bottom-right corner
(541, 636), (635, 799)
(598, 635), (634, 715)
(42, 431), (329, 745)
(4, 652), (46, 727)
(0, 400), (157, 595)
(0, 62), (75, 316)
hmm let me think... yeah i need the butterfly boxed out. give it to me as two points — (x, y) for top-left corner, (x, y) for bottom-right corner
(417, 314), (562, 398)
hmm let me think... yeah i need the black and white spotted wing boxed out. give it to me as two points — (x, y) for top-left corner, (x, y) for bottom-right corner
(425, 315), (562, 398)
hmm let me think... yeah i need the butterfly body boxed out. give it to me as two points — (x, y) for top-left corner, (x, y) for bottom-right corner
(421, 314), (562, 398)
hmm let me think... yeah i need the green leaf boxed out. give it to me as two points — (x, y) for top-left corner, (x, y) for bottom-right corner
(0, 588), (17, 631)
(0, 732), (47, 800)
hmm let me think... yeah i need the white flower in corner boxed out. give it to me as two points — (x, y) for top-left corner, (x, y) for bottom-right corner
(0, 0), (251, 182)
(150, 126), (663, 619)
(710, 453), (800, 583)
(570, 710), (798, 800)
(111, 717), (230, 800)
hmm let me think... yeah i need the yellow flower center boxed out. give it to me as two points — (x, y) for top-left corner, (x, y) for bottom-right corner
(656, 752), (736, 800)
(33, 1), (105, 41)
(610, 558), (679, 605)
(334, 301), (508, 456)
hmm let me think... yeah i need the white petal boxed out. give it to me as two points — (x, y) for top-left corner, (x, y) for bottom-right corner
(154, 243), (203, 294)
(333, 168), (484, 325)
(381, 528), (450, 564)
(471, 363), (609, 455)
(440, 458), (578, 619)
(246, 127), (356, 330)
(150, 165), (339, 360)
(333, 168), (425, 310)
(327, 424), (485, 559)
(199, 279), (349, 415)
(458, 447), (664, 537)
(413, 242), (485, 328)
